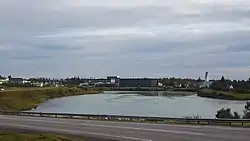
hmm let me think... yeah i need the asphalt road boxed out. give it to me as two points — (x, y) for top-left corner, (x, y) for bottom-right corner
(0, 115), (250, 141)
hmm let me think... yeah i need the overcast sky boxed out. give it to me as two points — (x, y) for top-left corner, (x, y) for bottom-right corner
(0, 0), (250, 80)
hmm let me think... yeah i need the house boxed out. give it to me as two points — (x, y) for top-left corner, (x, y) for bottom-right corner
(31, 82), (44, 87)
(199, 81), (213, 89)
(229, 85), (234, 90)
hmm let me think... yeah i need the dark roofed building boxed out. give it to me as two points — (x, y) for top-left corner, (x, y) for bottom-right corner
(119, 78), (158, 87)
(9, 78), (24, 84)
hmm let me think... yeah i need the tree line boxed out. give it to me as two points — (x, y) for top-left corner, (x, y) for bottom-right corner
(210, 76), (250, 93)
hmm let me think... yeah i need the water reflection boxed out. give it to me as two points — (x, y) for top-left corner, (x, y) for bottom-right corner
(31, 91), (247, 118)
(108, 91), (195, 97)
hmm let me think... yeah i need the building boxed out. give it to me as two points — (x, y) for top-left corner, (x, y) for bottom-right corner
(199, 81), (213, 89)
(229, 85), (234, 90)
(79, 76), (120, 87)
(22, 80), (31, 84)
(199, 72), (213, 89)
(0, 78), (9, 85)
(119, 78), (159, 87)
(31, 82), (44, 87)
(9, 78), (24, 84)
(205, 72), (208, 81)
(107, 76), (120, 84)
(84, 78), (108, 85)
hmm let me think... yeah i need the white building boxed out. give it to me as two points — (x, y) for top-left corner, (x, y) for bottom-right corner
(22, 80), (31, 84)
(229, 85), (234, 90)
(199, 81), (213, 89)
(31, 82), (44, 87)
(0, 78), (9, 84)
(199, 72), (213, 89)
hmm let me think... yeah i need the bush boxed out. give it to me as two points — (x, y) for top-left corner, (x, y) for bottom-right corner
(216, 108), (240, 119)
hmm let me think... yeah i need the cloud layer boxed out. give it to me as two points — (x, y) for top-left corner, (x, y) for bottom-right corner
(1, 0), (250, 79)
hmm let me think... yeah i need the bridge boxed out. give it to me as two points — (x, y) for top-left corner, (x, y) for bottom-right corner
(0, 111), (250, 141)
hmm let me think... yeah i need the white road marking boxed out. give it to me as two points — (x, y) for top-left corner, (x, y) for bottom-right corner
(0, 115), (203, 136)
(0, 123), (152, 141)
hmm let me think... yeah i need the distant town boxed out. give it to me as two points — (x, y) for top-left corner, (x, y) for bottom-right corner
(0, 73), (210, 90)
(1, 72), (250, 92)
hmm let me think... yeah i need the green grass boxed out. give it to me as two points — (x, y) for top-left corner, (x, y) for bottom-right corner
(0, 87), (100, 111)
(198, 89), (250, 100)
(0, 131), (83, 141)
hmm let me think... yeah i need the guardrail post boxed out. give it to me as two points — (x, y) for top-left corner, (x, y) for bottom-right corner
(242, 122), (244, 126)
(229, 122), (232, 126)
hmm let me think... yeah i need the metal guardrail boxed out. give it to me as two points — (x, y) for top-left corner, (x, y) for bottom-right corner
(1, 111), (250, 126)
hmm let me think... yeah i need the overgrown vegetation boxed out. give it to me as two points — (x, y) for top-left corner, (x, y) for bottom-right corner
(198, 89), (250, 100)
(216, 108), (240, 119)
(198, 76), (250, 100)
(215, 102), (250, 119)
(0, 87), (100, 111)
(0, 131), (83, 141)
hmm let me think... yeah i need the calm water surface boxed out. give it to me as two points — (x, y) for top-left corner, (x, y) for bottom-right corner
(31, 91), (247, 118)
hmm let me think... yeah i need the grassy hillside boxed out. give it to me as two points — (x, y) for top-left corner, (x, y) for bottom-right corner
(0, 87), (100, 111)
(198, 89), (250, 100)
(0, 131), (83, 141)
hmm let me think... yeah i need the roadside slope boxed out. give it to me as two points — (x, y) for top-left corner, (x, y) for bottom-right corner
(0, 87), (100, 111)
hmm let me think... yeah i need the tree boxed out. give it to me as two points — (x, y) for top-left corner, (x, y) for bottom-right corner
(215, 108), (239, 119)
(233, 112), (241, 119)
(7, 75), (12, 79)
(197, 77), (202, 82)
(220, 76), (225, 82)
(243, 101), (250, 119)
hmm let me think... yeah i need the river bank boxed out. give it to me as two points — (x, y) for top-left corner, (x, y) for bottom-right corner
(197, 89), (250, 100)
(0, 87), (100, 111)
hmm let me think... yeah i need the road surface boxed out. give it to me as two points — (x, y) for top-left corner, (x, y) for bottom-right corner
(0, 115), (250, 141)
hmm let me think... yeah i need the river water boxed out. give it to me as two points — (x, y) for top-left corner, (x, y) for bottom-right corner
(30, 91), (247, 118)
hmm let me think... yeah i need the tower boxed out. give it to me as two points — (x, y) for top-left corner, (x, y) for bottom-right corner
(205, 72), (208, 82)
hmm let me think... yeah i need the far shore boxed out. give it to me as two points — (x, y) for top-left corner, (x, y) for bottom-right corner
(197, 88), (250, 100)
(106, 87), (198, 92)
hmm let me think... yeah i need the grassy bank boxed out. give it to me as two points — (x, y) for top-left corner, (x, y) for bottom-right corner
(0, 131), (83, 141)
(197, 89), (250, 100)
(0, 87), (100, 111)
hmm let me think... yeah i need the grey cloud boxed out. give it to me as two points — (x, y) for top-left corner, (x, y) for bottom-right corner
(11, 55), (54, 60)
(1, 0), (250, 79)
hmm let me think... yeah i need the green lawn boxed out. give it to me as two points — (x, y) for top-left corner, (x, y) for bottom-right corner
(0, 131), (83, 141)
